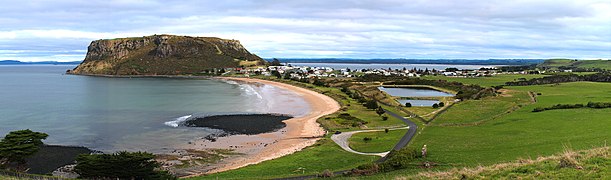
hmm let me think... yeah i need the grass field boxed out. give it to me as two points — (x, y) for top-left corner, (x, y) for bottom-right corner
(348, 128), (408, 153)
(538, 59), (611, 70)
(422, 74), (548, 87)
(189, 138), (377, 179)
(401, 82), (611, 169)
(430, 89), (532, 125)
(396, 146), (610, 179)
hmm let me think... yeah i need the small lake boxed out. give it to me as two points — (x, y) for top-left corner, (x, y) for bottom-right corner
(397, 99), (440, 107)
(378, 87), (454, 97)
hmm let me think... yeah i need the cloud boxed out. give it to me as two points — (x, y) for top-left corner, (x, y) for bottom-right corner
(0, 0), (610, 61)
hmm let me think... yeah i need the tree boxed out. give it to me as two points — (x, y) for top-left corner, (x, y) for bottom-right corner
(432, 103), (439, 108)
(271, 70), (282, 79)
(438, 102), (445, 107)
(0, 129), (48, 165)
(376, 106), (385, 116)
(385, 129), (389, 133)
(270, 58), (282, 66)
(405, 102), (412, 107)
(75, 151), (176, 180)
(364, 100), (378, 109)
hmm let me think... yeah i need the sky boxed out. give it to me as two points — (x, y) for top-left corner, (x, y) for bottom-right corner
(1, 0), (610, 62)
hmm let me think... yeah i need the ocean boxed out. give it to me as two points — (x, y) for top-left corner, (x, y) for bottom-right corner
(0, 65), (309, 153)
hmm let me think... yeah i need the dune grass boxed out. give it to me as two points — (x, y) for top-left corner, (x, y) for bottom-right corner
(348, 128), (408, 153)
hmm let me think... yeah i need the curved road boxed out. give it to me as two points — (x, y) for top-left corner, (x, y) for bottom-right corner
(330, 127), (409, 157)
(377, 109), (418, 161)
(330, 109), (418, 161)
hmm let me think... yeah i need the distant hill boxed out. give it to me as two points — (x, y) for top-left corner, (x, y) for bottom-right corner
(278, 58), (545, 65)
(538, 59), (611, 70)
(0, 60), (81, 65)
(70, 34), (266, 75)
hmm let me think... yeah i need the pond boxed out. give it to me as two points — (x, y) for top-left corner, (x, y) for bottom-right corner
(378, 87), (454, 97)
(397, 99), (441, 107)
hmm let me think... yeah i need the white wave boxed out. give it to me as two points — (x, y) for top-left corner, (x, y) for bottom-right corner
(164, 115), (192, 128)
(223, 80), (240, 85)
(239, 84), (264, 100)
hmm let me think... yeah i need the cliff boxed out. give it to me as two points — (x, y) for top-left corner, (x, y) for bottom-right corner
(70, 35), (266, 75)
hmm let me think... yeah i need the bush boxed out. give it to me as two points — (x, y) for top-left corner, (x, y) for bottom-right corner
(379, 148), (422, 172)
(319, 169), (334, 178)
(586, 102), (611, 108)
(438, 102), (445, 107)
(532, 103), (587, 112)
(363, 137), (372, 141)
(364, 100), (378, 109)
(385, 129), (389, 133)
(382, 116), (388, 121)
(353, 163), (380, 175)
(405, 102), (412, 107)
(75, 151), (176, 180)
(432, 103), (439, 108)
(376, 106), (386, 116)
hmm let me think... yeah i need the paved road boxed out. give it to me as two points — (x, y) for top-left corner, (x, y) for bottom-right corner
(376, 109), (419, 162)
(330, 127), (409, 157)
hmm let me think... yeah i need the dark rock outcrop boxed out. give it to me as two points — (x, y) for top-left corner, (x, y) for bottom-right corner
(71, 34), (265, 75)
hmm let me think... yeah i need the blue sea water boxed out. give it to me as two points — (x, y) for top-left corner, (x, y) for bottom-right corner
(0, 65), (309, 153)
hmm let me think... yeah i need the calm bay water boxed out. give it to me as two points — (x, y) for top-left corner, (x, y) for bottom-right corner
(0, 65), (308, 153)
(397, 99), (441, 107)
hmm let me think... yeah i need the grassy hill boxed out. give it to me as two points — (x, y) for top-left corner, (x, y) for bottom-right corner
(538, 59), (611, 70)
(398, 146), (609, 179)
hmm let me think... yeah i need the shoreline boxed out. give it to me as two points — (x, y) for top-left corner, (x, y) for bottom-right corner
(182, 77), (340, 177)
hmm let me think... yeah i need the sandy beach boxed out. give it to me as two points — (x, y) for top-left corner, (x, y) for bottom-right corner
(181, 77), (340, 177)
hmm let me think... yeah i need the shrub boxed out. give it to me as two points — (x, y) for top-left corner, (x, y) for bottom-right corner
(432, 103), (439, 108)
(376, 106), (385, 116)
(385, 129), (389, 133)
(353, 163), (380, 176)
(75, 151), (176, 180)
(319, 169), (334, 178)
(438, 102), (445, 107)
(363, 137), (372, 141)
(364, 100), (378, 109)
(379, 148), (422, 172)
(405, 102), (412, 107)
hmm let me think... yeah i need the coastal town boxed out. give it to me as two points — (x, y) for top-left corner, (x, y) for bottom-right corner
(228, 63), (529, 79)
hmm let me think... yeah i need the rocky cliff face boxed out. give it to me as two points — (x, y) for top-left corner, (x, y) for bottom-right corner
(71, 35), (265, 75)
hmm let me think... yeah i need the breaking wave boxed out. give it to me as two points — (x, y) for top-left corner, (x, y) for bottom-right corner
(164, 115), (192, 127)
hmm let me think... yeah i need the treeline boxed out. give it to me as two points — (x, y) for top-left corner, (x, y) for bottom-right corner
(499, 64), (537, 72)
(506, 73), (611, 86)
(358, 74), (495, 100)
(533, 102), (611, 112)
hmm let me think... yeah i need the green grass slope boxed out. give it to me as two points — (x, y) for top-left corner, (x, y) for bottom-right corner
(538, 59), (611, 70)
(411, 82), (611, 167)
(399, 146), (609, 179)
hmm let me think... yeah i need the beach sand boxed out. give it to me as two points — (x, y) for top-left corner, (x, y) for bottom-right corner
(181, 77), (340, 177)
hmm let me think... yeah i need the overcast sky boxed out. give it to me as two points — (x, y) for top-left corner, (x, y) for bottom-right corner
(1, 0), (610, 62)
